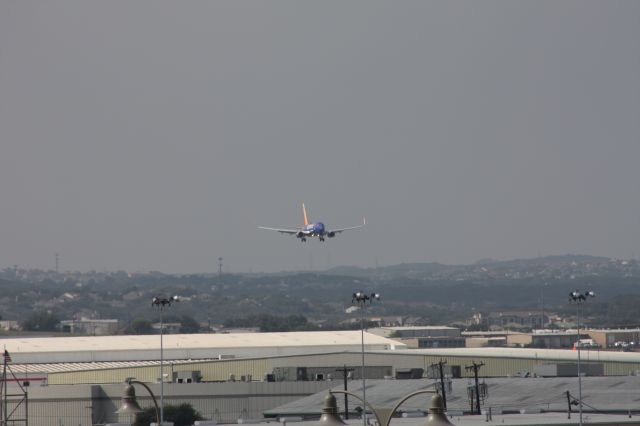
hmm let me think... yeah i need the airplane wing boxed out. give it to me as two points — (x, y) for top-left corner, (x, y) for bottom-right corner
(258, 226), (301, 235)
(328, 218), (366, 234)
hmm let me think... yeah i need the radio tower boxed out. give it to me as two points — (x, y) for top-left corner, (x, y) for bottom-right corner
(55, 253), (59, 274)
(218, 257), (223, 279)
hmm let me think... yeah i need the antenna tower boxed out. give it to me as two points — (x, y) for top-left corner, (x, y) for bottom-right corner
(0, 355), (28, 426)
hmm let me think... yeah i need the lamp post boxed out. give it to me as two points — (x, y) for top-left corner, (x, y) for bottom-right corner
(568, 290), (595, 426)
(351, 291), (380, 426)
(326, 389), (454, 426)
(116, 379), (160, 425)
(152, 295), (179, 425)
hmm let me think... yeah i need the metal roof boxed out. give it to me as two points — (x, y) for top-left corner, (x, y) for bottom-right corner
(384, 347), (640, 363)
(3, 358), (215, 374)
(378, 326), (459, 331)
(254, 413), (640, 426)
(0, 331), (405, 363)
(265, 376), (640, 416)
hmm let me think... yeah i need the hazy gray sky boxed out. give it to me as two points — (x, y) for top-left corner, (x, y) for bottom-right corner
(1, 1), (639, 273)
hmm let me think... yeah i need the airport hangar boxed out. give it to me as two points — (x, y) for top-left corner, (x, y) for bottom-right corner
(4, 331), (640, 426)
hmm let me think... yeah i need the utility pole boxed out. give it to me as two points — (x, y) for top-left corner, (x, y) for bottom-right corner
(431, 360), (448, 410)
(465, 361), (484, 415)
(335, 366), (354, 419)
(218, 257), (223, 280)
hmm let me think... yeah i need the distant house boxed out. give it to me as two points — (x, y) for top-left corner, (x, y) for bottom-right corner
(462, 330), (532, 347)
(369, 326), (465, 348)
(0, 320), (20, 331)
(59, 318), (119, 335)
(151, 322), (182, 334)
(531, 330), (588, 349)
(587, 328), (640, 349)
(472, 311), (550, 330)
(217, 327), (260, 334)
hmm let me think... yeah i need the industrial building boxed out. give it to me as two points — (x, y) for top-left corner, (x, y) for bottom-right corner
(370, 326), (465, 349)
(3, 332), (640, 385)
(3, 379), (334, 425)
(0, 330), (405, 364)
(587, 328), (640, 349)
(2, 348), (636, 386)
(266, 376), (640, 419)
(2, 331), (640, 426)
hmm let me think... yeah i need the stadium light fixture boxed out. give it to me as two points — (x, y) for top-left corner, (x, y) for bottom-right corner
(568, 289), (595, 426)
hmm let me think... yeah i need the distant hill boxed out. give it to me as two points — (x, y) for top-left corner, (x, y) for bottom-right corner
(323, 254), (621, 281)
(475, 254), (609, 267)
(1, 254), (639, 331)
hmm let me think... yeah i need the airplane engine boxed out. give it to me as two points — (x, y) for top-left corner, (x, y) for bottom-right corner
(327, 232), (336, 238)
(296, 231), (305, 238)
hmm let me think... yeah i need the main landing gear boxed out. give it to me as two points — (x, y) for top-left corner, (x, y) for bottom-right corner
(300, 237), (307, 242)
(319, 237), (325, 242)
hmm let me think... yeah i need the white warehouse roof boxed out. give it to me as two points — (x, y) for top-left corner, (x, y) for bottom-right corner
(0, 330), (406, 364)
(389, 347), (640, 363)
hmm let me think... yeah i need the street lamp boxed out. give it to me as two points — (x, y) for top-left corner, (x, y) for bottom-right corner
(326, 389), (454, 426)
(116, 378), (160, 425)
(351, 291), (380, 426)
(152, 295), (179, 425)
(568, 290), (595, 426)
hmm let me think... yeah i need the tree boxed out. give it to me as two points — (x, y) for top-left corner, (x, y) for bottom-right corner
(21, 311), (59, 331)
(179, 315), (201, 333)
(124, 318), (153, 335)
(135, 403), (203, 426)
(223, 314), (314, 332)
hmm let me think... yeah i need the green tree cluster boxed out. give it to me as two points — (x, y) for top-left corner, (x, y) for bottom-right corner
(21, 311), (59, 331)
(224, 314), (312, 332)
(135, 403), (203, 426)
(123, 318), (153, 335)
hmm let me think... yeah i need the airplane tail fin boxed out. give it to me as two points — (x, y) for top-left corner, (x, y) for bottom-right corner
(302, 203), (310, 226)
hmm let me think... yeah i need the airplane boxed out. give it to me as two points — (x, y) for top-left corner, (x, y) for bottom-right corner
(259, 203), (365, 242)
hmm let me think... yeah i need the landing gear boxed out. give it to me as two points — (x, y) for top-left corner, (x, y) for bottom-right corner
(319, 237), (325, 242)
(301, 237), (307, 242)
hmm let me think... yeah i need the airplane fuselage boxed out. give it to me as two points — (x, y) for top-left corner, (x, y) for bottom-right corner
(298, 222), (329, 241)
(304, 222), (325, 235)
(258, 203), (363, 242)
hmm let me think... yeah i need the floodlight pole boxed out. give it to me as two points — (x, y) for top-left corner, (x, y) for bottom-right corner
(351, 292), (380, 426)
(160, 305), (164, 425)
(152, 296), (179, 425)
(360, 299), (366, 426)
(576, 300), (584, 426)
(569, 290), (594, 426)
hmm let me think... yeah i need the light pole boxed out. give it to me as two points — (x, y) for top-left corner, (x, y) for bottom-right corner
(152, 295), (179, 425)
(327, 389), (454, 426)
(116, 378), (160, 424)
(568, 290), (595, 426)
(351, 291), (380, 426)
